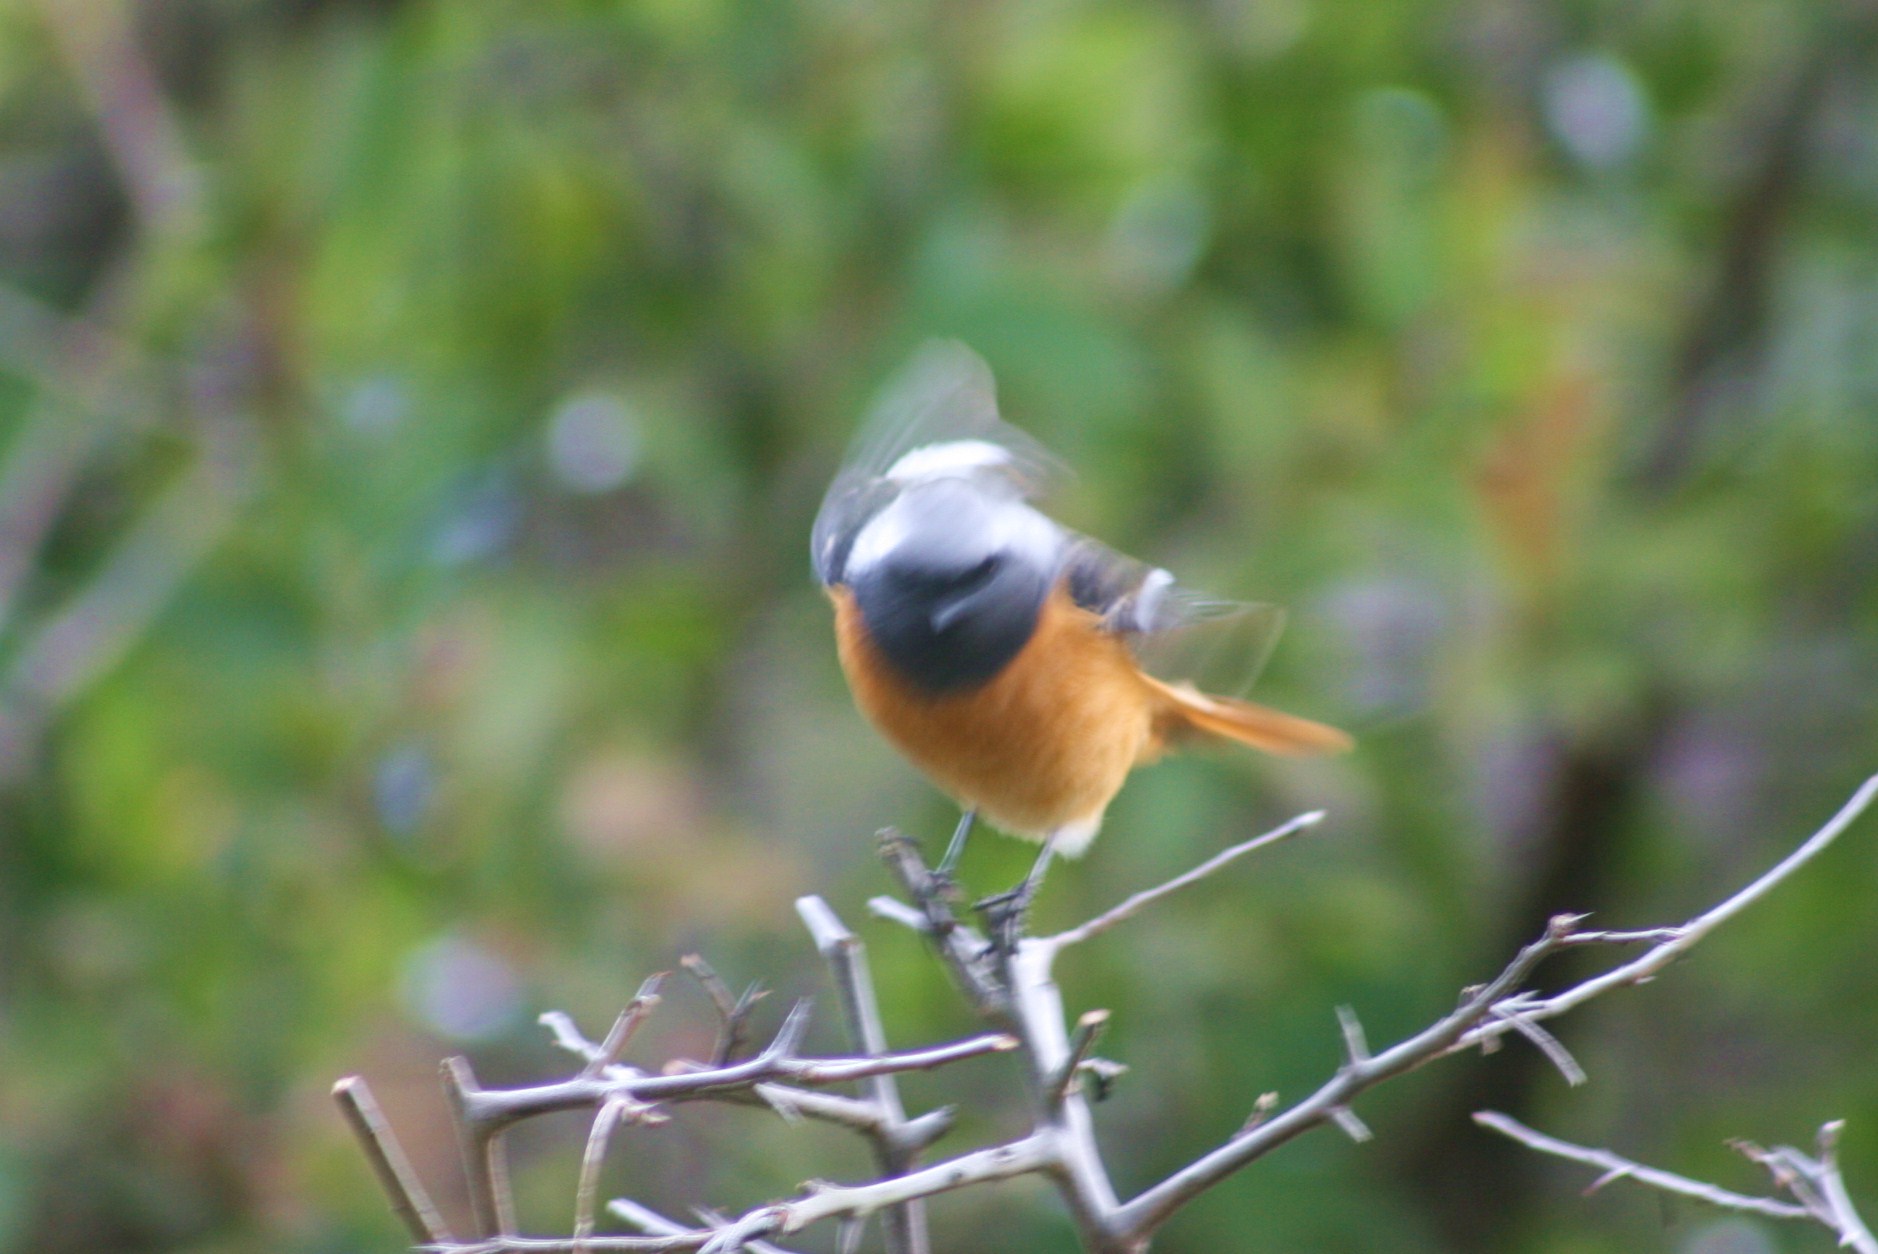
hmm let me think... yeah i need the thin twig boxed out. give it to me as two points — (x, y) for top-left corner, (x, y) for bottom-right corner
(34, 0), (203, 236)
(746, 1135), (1058, 1238)
(1456, 774), (1878, 1054)
(1111, 779), (1878, 1243)
(1489, 1005), (1585, 1086)
(681, 956), (767, 1066)
(1112, 913), (1583, 1237)
(1813, 1122), (1878, 1254)
(1335, 1005), (1370, 1066)
(583, 975), (666, 1079)
(1474, 1112), (1813, 1220)
(607, 1201), (793, 1254)
(875, 830), (1006, 1013)
(454, 1030), (1016, 1130)
(1045, 811), (1324, 952)
(332, 1077), (454, 1245)
(444, 1057), (512, 1238)
(796, 894), (931, 1254)
(575, 1099), (632, 1248)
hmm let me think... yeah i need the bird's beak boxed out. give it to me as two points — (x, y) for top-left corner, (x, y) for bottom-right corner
(930, 597), (973, 633)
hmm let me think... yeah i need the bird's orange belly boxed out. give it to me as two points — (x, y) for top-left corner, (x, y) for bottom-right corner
(833, 586), (1157, 844)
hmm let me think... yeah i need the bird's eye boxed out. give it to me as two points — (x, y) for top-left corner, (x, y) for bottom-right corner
(961, 554), (1000, 586)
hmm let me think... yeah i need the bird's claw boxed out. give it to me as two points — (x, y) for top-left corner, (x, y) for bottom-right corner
(973, 882), (1038, 952)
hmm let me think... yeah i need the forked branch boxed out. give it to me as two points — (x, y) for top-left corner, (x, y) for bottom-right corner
(1477, 1111), (1876, 1253)
(338, 776), (1877, 1252)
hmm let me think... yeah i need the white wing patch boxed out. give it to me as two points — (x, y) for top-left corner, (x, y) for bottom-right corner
(886, 439), (1014, 484)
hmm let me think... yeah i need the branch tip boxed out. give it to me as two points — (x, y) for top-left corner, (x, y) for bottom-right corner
(332, 1075), (454, 1245)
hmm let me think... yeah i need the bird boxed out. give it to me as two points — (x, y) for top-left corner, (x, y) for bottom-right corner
(812, 342), (1350, 904)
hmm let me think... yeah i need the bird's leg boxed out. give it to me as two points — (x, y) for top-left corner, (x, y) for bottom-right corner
(936, 809), (977, 879)
(975, 834), (1056, 951)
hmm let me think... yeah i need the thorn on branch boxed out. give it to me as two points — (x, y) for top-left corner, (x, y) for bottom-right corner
(1546, 913), (1590, 940)
(1585, 1167), (1632, 1196)
(1236, 1092), (1279, 1138)
(1490, 1005), (1586, 1087)
(541, 1010), (602, 1059)
(1329, 1105), (1372, 1143)
(1049, 1010), (1110, 1105)
(1079, 1058), (1128, 1103)
(683, 955), (769, 1066)
(584, 974), (667, 1079)
(1335, 1005), (1370, 1068)
(866, 895), (932, 934)
(762, 1000), (813, 1063)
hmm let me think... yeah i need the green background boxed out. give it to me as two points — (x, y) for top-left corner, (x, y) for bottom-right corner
(1, 1), (1876, 1251)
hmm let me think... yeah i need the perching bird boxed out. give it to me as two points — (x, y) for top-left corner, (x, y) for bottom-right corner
(813, 343), (1349, 898)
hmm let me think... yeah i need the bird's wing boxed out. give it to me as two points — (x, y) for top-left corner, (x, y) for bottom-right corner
(1061, 534), (1288, 698)
(812, 341), (1063, 585)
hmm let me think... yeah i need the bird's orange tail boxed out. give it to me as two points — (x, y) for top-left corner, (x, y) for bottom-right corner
(1144, 676), (1353, 757)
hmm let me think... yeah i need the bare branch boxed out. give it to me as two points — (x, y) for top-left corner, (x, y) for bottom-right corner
(1112, 778), (1878, 1242)
(795, 893), (940, 1254)
(455, 1030), (1016, 1131)
(332, 1077), (454, 1245)
(874, 830), (1006, 1013)
(541, 1011), (609, 1062)
(607, 1201), (794, 1254)
(999, 941), (1127, 1252)
(1474, 1112), (1815, 1220)
(1812, 1122), (1878, 1254)
(445, 1057), (514, 1239)
(1488, 1006), (1585, 1087)
(680, 1135), (1055, 1240)
(1045, 811), (1324, 952)
(787, 1034), (1019, 1083)
(585, 975), (667, 1079)
(864, 895), (932, 934)
(344, 776), (1878, 1254)
(1113, 914), (1580, 1236)
(34, 0), (203, 236)
(1456, 773), (1878, 1053)
(426, 1237), (719, 1252)
(575, 1099), (632, 1248)
(682, 956), (767, 1066)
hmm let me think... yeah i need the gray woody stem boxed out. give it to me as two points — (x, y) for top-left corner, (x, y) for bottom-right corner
(336, 777), (1878, 1253)
(332, 1077), (454, 1246)
(1108, 776), (1878, 1242)
(1476, 1111), (1877, 1254)
(1454, 773), (1878, 1056)
(795, 896), (932, 1254)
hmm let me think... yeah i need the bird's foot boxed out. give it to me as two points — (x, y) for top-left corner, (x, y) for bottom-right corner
(973, 880), (1039, 953)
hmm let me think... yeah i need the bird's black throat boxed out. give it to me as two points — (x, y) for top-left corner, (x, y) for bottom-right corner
(850, 558), (1048, 695)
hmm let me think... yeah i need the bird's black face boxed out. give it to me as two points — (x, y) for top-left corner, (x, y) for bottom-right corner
(847, 482), (1056, 694)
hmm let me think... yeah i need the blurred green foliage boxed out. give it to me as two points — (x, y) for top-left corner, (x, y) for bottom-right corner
(0, 1), (1876, 1251)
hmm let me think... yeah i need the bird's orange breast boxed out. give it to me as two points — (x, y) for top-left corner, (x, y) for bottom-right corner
(832, 583), (1160, 844)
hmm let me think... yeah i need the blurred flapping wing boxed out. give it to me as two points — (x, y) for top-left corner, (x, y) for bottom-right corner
(812, 341), (1062, 585)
